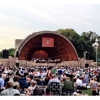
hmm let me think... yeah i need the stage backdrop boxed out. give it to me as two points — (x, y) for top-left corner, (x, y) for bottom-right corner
(42, 37), (54, 47)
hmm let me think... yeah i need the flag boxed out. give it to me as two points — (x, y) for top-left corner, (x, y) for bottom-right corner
(95, 38), (99, 43)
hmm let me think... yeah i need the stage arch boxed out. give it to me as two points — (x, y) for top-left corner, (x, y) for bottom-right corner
(15, 31), (79, 61)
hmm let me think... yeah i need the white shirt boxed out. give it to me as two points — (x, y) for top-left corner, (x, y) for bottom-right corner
(35, 72), (40, 77)
(0, 88), (20, 96)
(40, 72), (47, 78)
(75, 79), (83, 87)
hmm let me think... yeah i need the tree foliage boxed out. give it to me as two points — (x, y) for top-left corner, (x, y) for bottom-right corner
(57, 28), (81, 57)
(56, 29), (100, 61)
(8, 48), (16, 57)
(0, 51), (3, 58)
(80, 31), (98, 60)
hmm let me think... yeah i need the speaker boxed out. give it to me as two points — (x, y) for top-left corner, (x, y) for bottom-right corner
(86, 52), (89, 60)
(16, 63), (19, 67)
(85, 63), (89, 68)
(2, 49), (8, 58)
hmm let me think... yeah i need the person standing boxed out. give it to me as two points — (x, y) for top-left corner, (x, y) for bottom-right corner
(45, 66), (52, 85)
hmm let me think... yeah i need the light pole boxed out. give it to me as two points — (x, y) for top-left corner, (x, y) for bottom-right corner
(84, 51), (87, 67)
(92, 38), (99, 67)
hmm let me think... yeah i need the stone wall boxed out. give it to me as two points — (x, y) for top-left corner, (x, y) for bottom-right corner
(0, 58), (96, 67)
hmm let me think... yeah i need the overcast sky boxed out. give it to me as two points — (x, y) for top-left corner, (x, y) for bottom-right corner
(0, 0), (100, 51)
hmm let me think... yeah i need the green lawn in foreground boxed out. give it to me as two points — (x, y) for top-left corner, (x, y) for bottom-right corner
(82, 89), (92, 96)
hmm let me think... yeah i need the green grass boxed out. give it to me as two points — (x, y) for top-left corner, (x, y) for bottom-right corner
(82, 89), (92, 96)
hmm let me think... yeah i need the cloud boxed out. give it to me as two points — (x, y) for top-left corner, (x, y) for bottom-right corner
(0, 0), (100, 5)
(0, 3), (100, 51)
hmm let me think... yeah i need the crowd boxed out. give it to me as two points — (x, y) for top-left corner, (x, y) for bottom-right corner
(0, 64), (100, 96)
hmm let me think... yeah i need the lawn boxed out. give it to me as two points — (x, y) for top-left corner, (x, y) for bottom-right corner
(82, 89), (92, 96)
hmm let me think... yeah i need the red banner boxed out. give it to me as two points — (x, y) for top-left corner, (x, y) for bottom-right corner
(42, 37), (54, 47)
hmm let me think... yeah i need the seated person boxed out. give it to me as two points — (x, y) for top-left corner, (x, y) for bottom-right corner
(62, 76), (74, 95)
(75, 76), (87, 90)
(13, 75), (20, 90)
(0, 81), (20, 96)
(57, 68), (63, 75)
(47, 74), (61, 86)
(43, 87), (52, 96)
(27, 80), (43, 95)
(47, 74), (62, 95)
(73, 90), (84, 96)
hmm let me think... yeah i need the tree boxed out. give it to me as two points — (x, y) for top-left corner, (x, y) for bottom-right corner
(56, 28), (81, 57)
(80, 31), (98, 61)
(56, 29), (99, 61)
(0, 51), (2, 58)
(8, 48), (16, 57)
(57, 28), (80, 41)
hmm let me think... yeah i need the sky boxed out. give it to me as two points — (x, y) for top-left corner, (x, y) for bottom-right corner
(0, 0), (100, 51)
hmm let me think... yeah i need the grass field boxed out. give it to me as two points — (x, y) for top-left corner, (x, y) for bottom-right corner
(82, 89), (92, 96)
